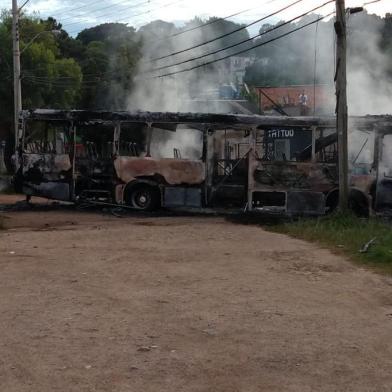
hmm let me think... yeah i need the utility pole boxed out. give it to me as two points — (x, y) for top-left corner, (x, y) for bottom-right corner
(335, 0), (349, 210)
(12, 0), (22, 149)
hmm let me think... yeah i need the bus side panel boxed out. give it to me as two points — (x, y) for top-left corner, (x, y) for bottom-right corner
(20, 153), (72, 201)
(114, 156), (205, 185)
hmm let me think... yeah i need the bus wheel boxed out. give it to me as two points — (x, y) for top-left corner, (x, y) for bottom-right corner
(326, 188), (369, 217)
(325, 189), (339, 214)
(125, 183), (160, 211)
(349, 189), (369, 218)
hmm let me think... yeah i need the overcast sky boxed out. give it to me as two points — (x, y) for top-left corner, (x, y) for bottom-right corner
(0, 0), (390, 35)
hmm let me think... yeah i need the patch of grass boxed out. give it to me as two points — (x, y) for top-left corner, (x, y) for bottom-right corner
(269, 212), (392, 273)
(0, 176), (15, 194)
(0, 186), (15, 195)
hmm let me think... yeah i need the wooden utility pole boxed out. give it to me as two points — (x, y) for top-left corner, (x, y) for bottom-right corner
(335, 0), (349, 210)
(12, 0), (22, 149)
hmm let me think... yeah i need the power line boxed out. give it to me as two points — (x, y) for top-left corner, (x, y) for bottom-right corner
(22, 0), (334, 82)
(16, 0), (382, 92)
(21, 0), (291, 80)
(25, 0), (106, 19)
(61, 0), (160, 29)
(363, 0), (381, 5)
(23, 76), (104, 87)
(313, 20), (319, 115)
(21, 67), (134, 83)
(64, 0), (281, 39)
(68, 0), (152, 21)
(114, 0), (185, 24)
(58, 0), (158, 25)
(146, 0), (282, 43)
(147, 0), (334, 74)
(64, 0), (186, 34)
(153, 12), (335, 79)
(68, 0), (279, 36)
(149, 0), (306, 62)
(23, 76), (99, 84)
(19, 0), (32, 10)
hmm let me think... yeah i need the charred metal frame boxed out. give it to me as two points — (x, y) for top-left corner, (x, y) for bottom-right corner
(14, 110), (392, 215)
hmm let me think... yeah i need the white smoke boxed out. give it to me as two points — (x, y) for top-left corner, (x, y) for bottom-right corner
(347, 13), (392, 115)
(126, 19), (235, 158)
(124, 13), (391, 161)
(127, 19), (227, 113)
(379, 134), (392, 177)
(348, 128), (374, 164)
(150, 127), (202, 159)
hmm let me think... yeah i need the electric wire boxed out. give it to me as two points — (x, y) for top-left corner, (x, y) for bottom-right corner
(20, 0), (378, 85)
(24, 0), (106, 19)
(64, 0), (186, 34)
(64, 0), (281, 35)
(149, 0), (306, 62)
(22, 0), (333, 83)
(363, 0), (381, 5)
(19, 0), (32, 10)
(153, 12), (335, 79)
(22, 0), (305, 81)
(147, 0), (335, 74)
(313, 20), (319, 115)
(114, 0), (184, 23)
(147, 0), (282, 43)
(57, 0), (157, 24)
(59, 0), (160, 26)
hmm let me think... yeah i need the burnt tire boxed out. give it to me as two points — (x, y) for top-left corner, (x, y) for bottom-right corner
(124, 183), (160, 211)
(348, 189), (369, 218)
(326, 189), (369, 217)
(325, 190), (339, 214)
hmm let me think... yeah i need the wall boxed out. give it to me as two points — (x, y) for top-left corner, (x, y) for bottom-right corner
(255, 84), (334, 115)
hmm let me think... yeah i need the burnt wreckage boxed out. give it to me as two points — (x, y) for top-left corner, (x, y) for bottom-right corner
(13, 109), (392, 215)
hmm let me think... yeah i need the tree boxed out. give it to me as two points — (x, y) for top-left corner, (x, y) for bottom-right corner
(0, 12), (82, 128)
(75, 23), (142, 109)
(0, 11), (14, 130)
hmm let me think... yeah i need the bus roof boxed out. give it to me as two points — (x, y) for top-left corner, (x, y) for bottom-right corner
(20, 109), (392, 132)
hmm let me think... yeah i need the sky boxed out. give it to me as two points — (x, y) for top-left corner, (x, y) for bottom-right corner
(0, 0), (390, 35)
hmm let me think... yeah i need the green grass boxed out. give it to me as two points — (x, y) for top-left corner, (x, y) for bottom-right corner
(268, 212), (392, 273)
(0, 186), (15, 195)
(0, 176), (14, 195)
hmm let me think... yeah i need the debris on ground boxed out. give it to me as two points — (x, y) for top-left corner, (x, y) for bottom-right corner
(359, 238), (377, 253)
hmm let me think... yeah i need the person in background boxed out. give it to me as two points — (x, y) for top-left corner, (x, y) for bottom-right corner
(299, 90), (309, 115)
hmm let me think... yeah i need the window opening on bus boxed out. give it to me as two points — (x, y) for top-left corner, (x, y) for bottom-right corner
(24, 120), (70, 154)
(75, 123), (114, 159)
(119, 124), (145, 157)
(149, 126), (202, 160)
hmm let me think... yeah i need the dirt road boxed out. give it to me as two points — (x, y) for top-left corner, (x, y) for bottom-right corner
(1, 206), (392, 391)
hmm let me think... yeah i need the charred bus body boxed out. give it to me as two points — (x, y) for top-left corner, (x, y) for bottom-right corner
(13, 110), (392, 215)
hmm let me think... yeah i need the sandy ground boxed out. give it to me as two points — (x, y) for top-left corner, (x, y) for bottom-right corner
(1, 197), (392, 391)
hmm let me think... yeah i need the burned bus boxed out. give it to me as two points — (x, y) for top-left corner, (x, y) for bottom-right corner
(12, 110), (392, 215)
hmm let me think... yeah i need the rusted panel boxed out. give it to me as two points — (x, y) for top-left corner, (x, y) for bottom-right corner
(18, 153), (72, 201)
(114, 156), (205, 185)
(286, 191), (325, 215)
(253, 161), (338, 193)
(23, 182), (70, 201)
(115, 184), (125, 204)
(164, 187), (202, 207)
(350, 173), (375, 194)
(22, 154), (71, 176)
